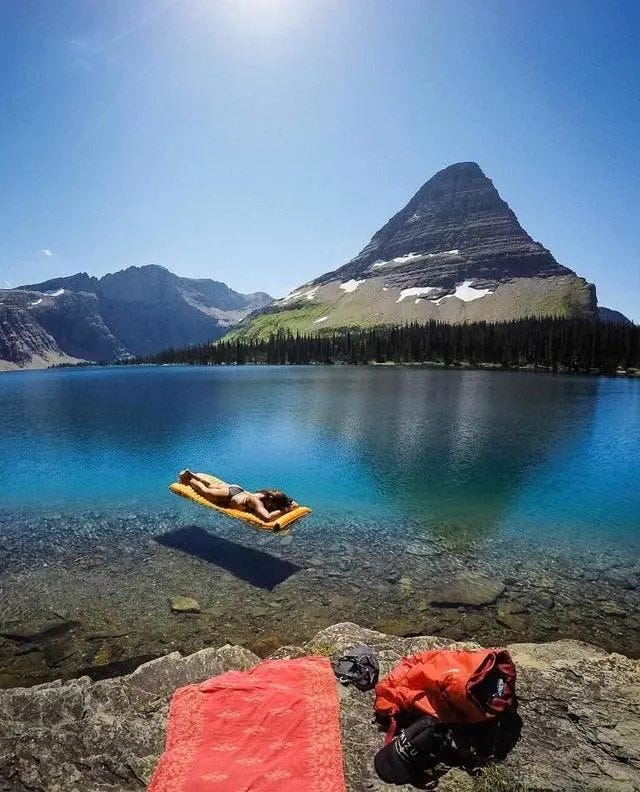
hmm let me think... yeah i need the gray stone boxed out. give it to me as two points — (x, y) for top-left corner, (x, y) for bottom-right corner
(405, 543), (430, 557)
(496, 608), (528, 634)
(42, 637), (79, 668)
(431, 573), (506, 607)
(600, 601), (627, 618)
(169, 596), (200, 614)
(536, 593), (556, 610)
(502, 601), (530, 615)
(602, 568), (639, 590)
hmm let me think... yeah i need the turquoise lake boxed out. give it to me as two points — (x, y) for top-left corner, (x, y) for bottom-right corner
(1, 365), (639, 544)
(1, 365), (640, 685)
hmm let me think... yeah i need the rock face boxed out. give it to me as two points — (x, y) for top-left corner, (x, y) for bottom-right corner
(323, 162), (572, 285)
(1, 622), (639, 791)
(229, 163), (600, 341)
(0, 265), (272, 369)
(0, 301), (81, 371)
(598, 306), (632, 325)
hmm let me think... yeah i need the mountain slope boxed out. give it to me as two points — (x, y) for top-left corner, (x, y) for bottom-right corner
(229, 162), (598, 341)
(0, 297), (82, 371)
(1, 265), (272, 369)
(598, 306), (632, 325)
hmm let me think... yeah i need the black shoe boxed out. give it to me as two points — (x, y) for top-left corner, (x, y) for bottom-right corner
(374, 716), (446, 785)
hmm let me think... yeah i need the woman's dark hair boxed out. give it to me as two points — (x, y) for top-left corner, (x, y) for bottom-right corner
(257, 489), (293, 512)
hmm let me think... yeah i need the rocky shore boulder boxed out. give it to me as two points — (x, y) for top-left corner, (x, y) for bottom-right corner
(1, 623), (639, 791)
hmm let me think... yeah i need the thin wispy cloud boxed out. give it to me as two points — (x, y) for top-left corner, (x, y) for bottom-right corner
(40, 248), (53, 257)
(109, 0), (181, 48)
(68, 0), (181, 61)
(68, 38), (90, 51)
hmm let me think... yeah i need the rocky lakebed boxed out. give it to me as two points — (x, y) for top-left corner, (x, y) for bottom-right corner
(0, 505), (639, 693)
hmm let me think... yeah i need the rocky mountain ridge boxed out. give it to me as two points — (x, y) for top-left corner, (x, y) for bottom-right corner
(0, 300), (82, 370)
(318, 161), (573, 288)
(0, 265), (272, 370)
(229, 163), (625, 341)
(1, 622), (638, 791)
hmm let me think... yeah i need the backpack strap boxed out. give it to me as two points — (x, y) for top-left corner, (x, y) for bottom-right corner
(384, 714), (398, 745)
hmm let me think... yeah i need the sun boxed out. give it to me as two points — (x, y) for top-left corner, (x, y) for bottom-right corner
(199, 0), (306, 41)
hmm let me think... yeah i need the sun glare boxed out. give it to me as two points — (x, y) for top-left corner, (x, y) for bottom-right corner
(198, 0), (309, 49)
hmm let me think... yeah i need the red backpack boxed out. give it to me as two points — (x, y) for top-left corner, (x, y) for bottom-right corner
(374, 648), (517, 741)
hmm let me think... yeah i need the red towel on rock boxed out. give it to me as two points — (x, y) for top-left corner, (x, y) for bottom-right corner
(148, 656), (346, 792)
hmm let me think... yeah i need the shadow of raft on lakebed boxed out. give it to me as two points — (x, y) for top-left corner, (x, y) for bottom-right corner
(153, 524), (302, 590)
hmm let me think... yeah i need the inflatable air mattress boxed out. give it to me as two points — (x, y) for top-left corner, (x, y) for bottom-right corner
(169, 482), (311, 532)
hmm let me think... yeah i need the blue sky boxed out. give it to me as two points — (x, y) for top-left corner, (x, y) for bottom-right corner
(0, 0), (638, 319)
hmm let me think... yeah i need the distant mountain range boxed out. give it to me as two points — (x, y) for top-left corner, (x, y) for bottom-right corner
(0, 265), (272, 370)
(229, 162), (629, 340)
(1, 162), (631, 370)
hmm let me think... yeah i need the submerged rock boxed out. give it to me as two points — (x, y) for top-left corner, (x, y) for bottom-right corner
(599, 601), (627, 618)
(0, 618), (79, 644)
(601, 568), (639, 590)
(431, 573), (506, 607)
(169, 596), (200, 614)
(496, 604), (529, 633)
(42, 637), (79, 668)
(1, 623), (639, 791)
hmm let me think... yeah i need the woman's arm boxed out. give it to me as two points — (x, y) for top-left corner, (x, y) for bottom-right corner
(191, 472), (224, 486)
(252, 499), (286, 522)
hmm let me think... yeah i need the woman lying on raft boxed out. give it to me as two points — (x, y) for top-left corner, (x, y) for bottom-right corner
(178, 470), (298, 523)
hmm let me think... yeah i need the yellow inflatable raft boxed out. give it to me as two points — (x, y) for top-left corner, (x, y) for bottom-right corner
(169, 481), (311, 532)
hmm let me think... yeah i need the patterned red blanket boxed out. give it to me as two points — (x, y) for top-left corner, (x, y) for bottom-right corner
(149, 656), (346, 792)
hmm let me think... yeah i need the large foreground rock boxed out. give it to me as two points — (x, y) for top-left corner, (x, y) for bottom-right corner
(0, 623), (639, 791)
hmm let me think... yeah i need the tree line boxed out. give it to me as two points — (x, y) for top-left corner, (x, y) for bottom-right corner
(129, 317), (640, 373)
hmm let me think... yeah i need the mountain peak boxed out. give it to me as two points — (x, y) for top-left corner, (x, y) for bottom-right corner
(124, 264), (171, 274)
(319, 160), (573, 286)
(434, 160), (484, 175)
(229, 162), (597, 341)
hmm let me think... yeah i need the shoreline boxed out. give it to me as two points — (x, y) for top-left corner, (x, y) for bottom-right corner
(3, 359), (640, 378)
(2, 508), (639, 689)
(2, 621), (640, 791)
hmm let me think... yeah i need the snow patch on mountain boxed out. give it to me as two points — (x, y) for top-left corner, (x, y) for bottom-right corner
(397, 287), (437, 303)
(339, 279), (364, 293)
(452, 281), (494, 301)
(371, 250), (460, 271)
(436, 281), (494, 304)
(279, 290), (304, 304)
(372, 253), (423, 269)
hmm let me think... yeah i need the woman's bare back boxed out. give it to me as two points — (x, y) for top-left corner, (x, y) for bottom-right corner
(178, 470), (293, 522)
